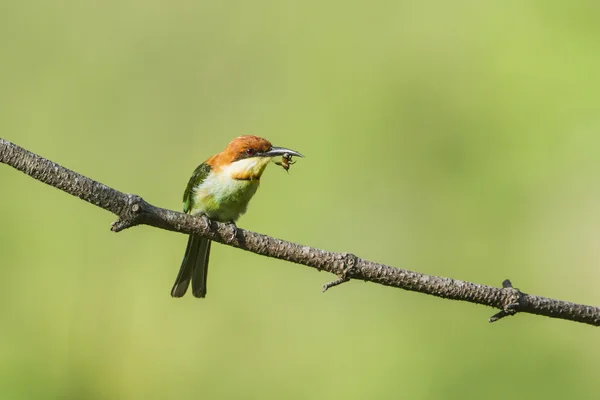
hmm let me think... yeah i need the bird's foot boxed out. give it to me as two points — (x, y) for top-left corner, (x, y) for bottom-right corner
(227, 221), (238, 241)
(201, 213), (212, 230)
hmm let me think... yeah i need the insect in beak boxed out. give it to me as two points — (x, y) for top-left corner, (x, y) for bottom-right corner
(274, 152), (297, 172)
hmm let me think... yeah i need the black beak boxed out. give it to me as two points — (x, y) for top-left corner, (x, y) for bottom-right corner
(261, 146), (304, 158)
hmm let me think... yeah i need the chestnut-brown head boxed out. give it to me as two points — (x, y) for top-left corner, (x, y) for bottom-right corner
(207, 135), (303, 172)
(227, 135), (274, 162)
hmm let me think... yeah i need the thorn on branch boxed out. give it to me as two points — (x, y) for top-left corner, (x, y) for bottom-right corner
(489, 279), (523, 323)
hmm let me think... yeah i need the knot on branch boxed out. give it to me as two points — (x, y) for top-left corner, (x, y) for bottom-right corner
(489, 279), (524, 323)
(322, 252), (359, 293)
(111, 194), (147, 232)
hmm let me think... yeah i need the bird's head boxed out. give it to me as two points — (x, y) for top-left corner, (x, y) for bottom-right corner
(210, 135), (303, 180)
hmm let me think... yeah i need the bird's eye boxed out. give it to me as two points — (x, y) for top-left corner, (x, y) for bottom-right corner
(245, 148), (255, 156)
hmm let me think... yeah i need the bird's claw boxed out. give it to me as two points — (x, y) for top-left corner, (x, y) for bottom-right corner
(227, 221), (238, 241)
(201, 214), (212, 229)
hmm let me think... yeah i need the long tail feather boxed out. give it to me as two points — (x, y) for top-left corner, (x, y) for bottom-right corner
(171, 235), (211, 298)
(191, 238), (211, 298)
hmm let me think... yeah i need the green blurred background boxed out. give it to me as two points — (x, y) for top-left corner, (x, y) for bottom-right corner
(1, 1), (599, 399)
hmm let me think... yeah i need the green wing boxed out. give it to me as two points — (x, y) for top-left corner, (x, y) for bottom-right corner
(183, 163), (211, 214)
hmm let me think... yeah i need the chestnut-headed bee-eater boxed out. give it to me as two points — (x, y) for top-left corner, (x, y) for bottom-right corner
(171, 135), (303, 298)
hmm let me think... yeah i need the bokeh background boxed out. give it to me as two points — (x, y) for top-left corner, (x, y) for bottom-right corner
(1, 1), (599, 399)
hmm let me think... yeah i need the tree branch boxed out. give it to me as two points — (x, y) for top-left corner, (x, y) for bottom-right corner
(2, 137), (599, 327)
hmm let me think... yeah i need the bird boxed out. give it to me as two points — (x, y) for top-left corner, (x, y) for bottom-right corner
(171, 135), (303, 298)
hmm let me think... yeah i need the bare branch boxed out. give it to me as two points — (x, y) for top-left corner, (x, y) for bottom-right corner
(2, 137), (599, 327)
